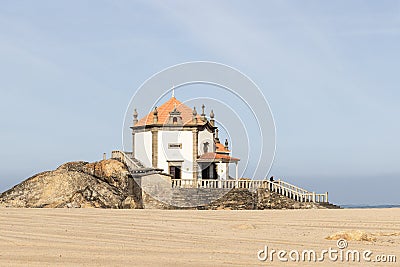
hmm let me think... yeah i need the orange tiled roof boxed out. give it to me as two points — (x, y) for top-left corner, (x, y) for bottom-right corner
(135, 97), (204, 126)
(215, 142), (230, 153)
(198, 152), (240, 162)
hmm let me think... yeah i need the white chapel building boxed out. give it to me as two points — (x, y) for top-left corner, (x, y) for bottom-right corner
(131, 93), (240, 182)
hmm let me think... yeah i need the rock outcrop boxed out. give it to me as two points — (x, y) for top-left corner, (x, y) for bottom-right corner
(0, 160), (140, 208)
(0, 159), (339, 209)
(326, 230), (377, 242)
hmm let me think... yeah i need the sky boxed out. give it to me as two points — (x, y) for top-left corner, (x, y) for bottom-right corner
(0, 0), (399, 205)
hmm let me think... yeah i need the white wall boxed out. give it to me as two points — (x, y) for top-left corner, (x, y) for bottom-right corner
(198, 129), (214, 155)
(134, 131), (152, 167)
(216, 162), (229, 180)
(158, 130), (193, 179)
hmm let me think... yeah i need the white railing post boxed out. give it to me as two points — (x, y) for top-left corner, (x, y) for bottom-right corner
(312, 192), (316, 203)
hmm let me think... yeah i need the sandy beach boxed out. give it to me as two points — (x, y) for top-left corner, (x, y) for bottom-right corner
(0, 208), (399, 266)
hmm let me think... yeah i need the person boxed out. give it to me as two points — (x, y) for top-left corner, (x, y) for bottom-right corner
(269, 176), (274, 191)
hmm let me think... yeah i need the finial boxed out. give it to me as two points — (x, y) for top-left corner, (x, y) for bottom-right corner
(209, 109), (215, 126)
(192, 106), (197, 123)
(133, 108), (138, 125)
(172, 85), (175, 98)
(215, 128), (220, 142)
(201, 104), (206, 121)
(153, 107), (158, 123)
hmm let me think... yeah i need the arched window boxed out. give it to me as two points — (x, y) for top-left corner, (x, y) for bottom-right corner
(173, 117), (178, 124)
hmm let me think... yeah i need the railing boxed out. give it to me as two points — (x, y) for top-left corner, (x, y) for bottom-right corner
(124, 151), (134, 158)
(121, 152), (146, 168)
(110, 150), (328, 203)
(170, 178), (328, 203)
(111, 151), (139, 169)
(111, 150), (163, 175)
(275, 180), (310, 195)
(171, 179), (194, 188)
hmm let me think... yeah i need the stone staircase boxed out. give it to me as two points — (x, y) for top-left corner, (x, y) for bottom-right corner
(130, 156), (146, 168)
(111, 151), (164, 175)
(169, 188), (231, 207)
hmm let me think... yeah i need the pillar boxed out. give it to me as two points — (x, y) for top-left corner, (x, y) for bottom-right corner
(192, 129), (198, 187)
(235, 162), (239, 179)
(151, 129), (158, 168)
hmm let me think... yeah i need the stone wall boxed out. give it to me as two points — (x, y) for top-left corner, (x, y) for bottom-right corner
(138, 187), (336, 210)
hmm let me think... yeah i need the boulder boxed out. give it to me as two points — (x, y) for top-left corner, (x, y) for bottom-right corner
(0, 159), (139, 209)
(326, 230), (377, 242)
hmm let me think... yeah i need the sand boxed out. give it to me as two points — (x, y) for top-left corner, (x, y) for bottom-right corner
(0, 208), (399, 266)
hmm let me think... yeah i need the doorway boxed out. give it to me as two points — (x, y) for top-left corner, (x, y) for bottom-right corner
(201, 163), (217, 179)
(169, 166), (181, 179)
(202, 166), (210, 179)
